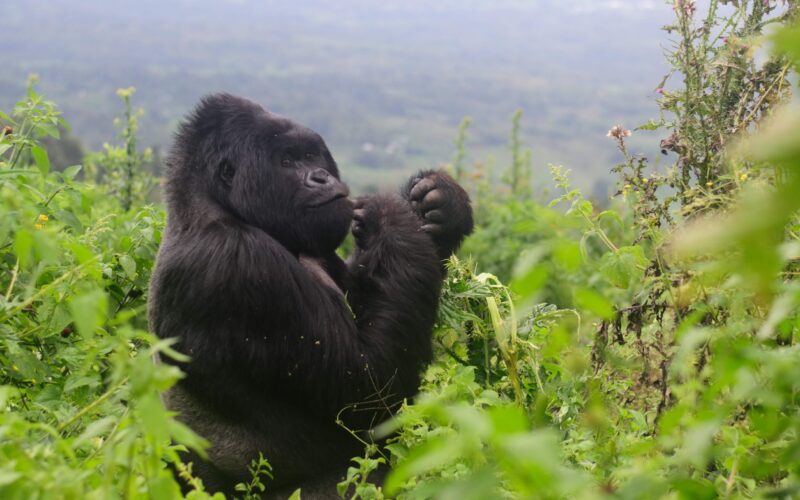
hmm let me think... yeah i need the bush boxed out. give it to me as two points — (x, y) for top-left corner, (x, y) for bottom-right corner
(1, 2), (799, 499)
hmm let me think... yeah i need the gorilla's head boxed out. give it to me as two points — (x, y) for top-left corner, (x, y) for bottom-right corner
(167, 93), (353, 256)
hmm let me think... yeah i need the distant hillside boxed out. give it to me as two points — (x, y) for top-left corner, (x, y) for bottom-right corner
(1, 0), (677, 193)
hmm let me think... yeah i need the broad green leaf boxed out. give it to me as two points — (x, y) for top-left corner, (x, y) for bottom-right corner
(30, 145), (50, 175)
(0, 470), (22, 487)
(62, 164), (82, 180)
(36, 122), (60, 138)
(68, 290), (107, 338)
(596, 209), (623, 229)
(74, 416), (115, 445)
(574, 287), (614, 320)
(32, 229), (59, 263)
(4, 340), (48, 382)
(55, 209), (84, 233)
(138, 392), (169, 444)
(119, 254), (137, 280)
(64, 375), (100, 393)
(599, 246), (647, 289)
(13, 229), (33, 267)
(552, 240), (582, 271)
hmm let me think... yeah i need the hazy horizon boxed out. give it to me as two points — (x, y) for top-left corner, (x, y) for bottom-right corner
(1, 0), (686, 193)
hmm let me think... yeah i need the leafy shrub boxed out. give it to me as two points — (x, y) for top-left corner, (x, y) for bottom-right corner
(1, 2), (799, 499)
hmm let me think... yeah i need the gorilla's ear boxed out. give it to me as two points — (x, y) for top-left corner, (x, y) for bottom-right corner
(218, 159), (236, 187)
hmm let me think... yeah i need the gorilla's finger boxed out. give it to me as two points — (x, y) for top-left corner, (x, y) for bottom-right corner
(420, 223), (444, 235)
(419, 189), (444, 211)
(353, 208), (366, 222)
(409, 178), (435, 201)
(353, 198), (365, 209)
(424, 209), (445, 223)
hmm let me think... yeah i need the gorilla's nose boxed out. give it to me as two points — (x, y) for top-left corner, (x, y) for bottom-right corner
(305, 168), (333, 187)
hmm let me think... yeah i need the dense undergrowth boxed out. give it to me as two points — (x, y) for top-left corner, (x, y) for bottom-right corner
(2, 2), (800, 498)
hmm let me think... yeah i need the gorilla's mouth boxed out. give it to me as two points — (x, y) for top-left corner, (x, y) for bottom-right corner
(307, 192), (349, 208)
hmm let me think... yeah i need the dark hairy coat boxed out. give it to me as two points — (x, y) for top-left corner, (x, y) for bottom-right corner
(148, 94), (473, 498)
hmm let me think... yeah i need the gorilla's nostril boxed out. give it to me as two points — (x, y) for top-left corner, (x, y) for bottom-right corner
(307, 168), (331, 186)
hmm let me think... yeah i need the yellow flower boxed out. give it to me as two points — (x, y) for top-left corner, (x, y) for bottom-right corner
(34, 223), (43, 230)
(706, 182), (713, 187)
(740, 173), (748, 181)
(37, 214), (49, 222)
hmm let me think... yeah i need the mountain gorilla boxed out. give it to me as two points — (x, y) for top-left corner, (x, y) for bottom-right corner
(148, 94), (473, 498)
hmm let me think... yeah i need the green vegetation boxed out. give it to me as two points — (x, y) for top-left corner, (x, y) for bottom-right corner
(2, 2), (800, 499)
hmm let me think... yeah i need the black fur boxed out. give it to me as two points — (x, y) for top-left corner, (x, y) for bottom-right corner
(148, 93), (473, 498)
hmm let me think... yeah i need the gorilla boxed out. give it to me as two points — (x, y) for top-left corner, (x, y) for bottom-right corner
(148, 93), (473, 498)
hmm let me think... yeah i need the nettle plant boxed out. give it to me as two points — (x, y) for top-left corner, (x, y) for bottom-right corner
(84, 87), (158, 212)
(347, 3), (800, 499)
(0, 85), (225, 498)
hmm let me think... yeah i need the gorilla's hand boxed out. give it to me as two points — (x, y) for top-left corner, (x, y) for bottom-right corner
(351, 197), (376, 248)
(404, 170), (474, 259)
(352, 194), (440, 258)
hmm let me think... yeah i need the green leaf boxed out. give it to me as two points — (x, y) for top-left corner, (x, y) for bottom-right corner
(37, 122), (60, 139)
(119, 254), (137, 280)
(635, 119), (664, 131)
(0, 109), (14, 123)
(68, 290), (107, 338)
(574, 287), (614, 320)
(488, 405), (529, 435)
(62, 164), (82, 180)
(138, 392), (170, 446)
(385, 436), (464, 495)
(595, 209), (623, 229)
(0, 168), (39, 178)
(0, 470), (22, 487)
(568, 199), (593, 218)
(30, 145), (50, 175)
(55, 209), (84, 233)
(13, 229), (33, 268)
(773, 23), (800, 65)
(599, 246), (648, 289)
(552, 240), (582, 271)
(4, 339), (48, 382)
(75, 416), (115, 445)
(168, 419), (209, 457)
(510, 245), (549, 300)
(64, 375), (100, 393)
(32, 230), (59, 263)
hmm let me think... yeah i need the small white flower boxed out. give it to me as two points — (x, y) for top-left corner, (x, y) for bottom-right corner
(606, 125), (632, 139)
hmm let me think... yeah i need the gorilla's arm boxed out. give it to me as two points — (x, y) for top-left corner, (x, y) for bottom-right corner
(155, 195), (442, 429)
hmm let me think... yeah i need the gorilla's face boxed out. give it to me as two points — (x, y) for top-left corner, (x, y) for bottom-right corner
(179, 95), (353, 255)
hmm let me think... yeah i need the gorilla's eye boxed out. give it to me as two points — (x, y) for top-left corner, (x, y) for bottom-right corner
(281, 157), (293, 168)
(218, 160), (236, 185)
(304, 153), (316, 160)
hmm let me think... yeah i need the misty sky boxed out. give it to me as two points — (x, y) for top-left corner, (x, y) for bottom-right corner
(1, 0), (706, 192)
